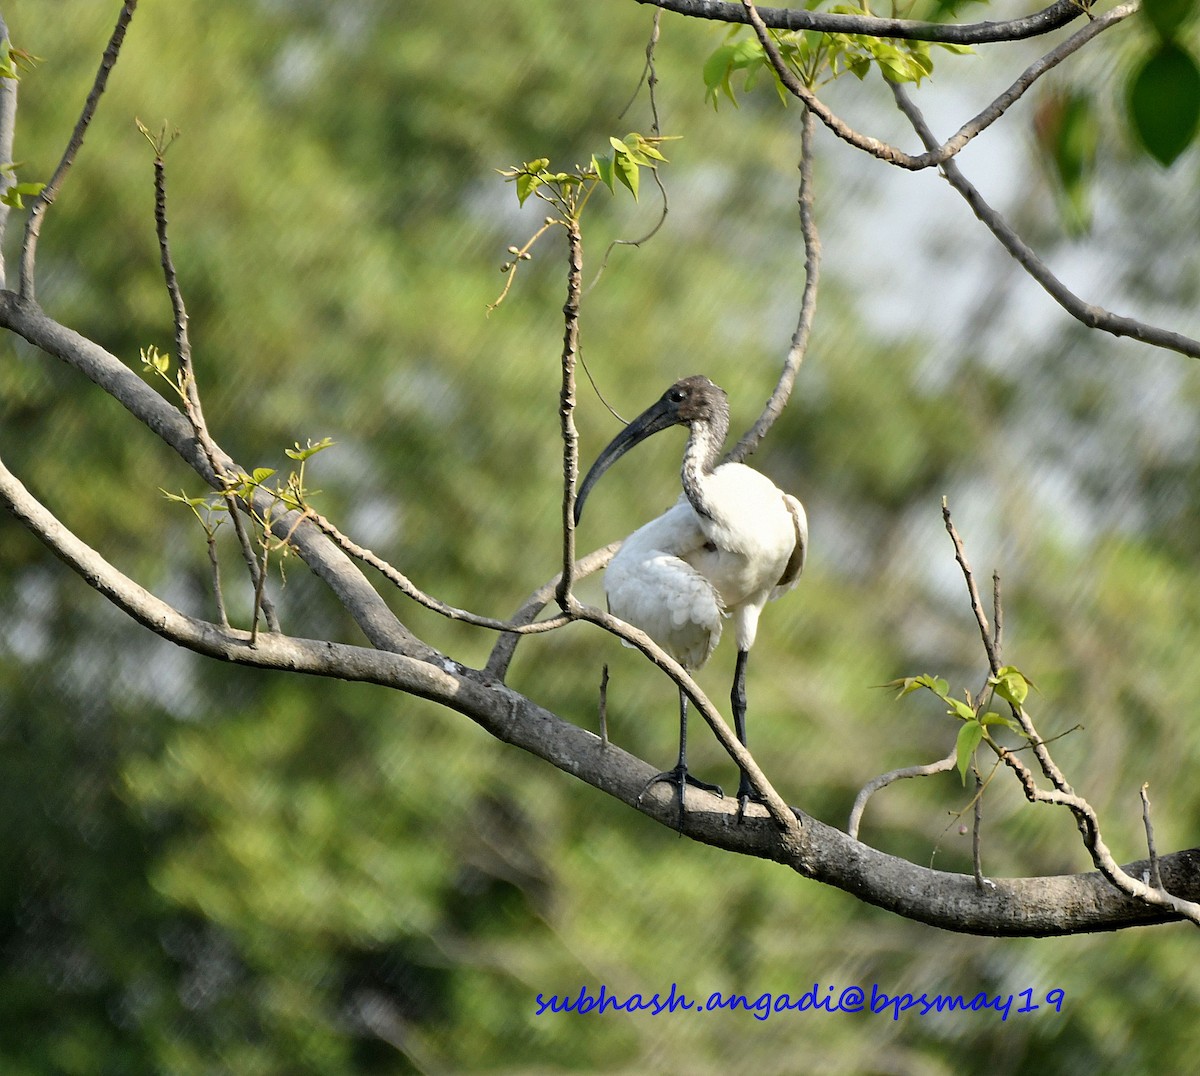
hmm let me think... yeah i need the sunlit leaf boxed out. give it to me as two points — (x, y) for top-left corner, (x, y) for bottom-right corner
(990, 665), (1032, 707)
(613, 150), (639, 200)
(956, 721), (984, 784)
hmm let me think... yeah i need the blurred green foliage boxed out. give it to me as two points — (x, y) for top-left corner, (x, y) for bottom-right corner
(2, 1), (1200, 1072)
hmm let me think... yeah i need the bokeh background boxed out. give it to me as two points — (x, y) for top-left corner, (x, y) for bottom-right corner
(2, 1), (1199, 1071)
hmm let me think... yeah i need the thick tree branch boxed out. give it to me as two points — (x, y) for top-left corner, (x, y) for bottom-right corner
(940, 502), (1200, 926)
(640, 0), (1088, 44)
(5, 442), (1198, 935)
(0, 291), (431, 658)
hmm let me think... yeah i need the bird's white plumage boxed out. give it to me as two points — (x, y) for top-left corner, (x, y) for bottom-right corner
(605, 460), (806, 668)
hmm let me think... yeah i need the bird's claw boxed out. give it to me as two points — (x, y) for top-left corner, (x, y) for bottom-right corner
(637, 764), (724, 834)
(735, 774), (768, 824)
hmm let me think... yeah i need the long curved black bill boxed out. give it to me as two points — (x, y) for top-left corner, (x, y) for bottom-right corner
(573, 397), (679, 525)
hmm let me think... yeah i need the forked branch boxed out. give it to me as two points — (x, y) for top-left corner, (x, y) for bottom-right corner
(19, 1), (138, 300)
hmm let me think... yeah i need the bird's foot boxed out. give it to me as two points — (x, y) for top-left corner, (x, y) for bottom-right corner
(736, 772), (768, 824)
(637, 765), (724, 834)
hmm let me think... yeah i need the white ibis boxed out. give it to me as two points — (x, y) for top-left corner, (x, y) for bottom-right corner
(573, 375), (807, 828)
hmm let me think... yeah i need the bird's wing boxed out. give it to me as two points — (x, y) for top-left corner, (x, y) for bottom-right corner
(771, 493), (808, 599)
(606, 506), (725, 669)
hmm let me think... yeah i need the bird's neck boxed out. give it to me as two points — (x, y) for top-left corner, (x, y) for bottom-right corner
(680, 417), (727, 521)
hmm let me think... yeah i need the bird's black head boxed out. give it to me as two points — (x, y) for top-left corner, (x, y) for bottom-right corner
(573, 375), (730, 525)
(656, 375), (728, 428)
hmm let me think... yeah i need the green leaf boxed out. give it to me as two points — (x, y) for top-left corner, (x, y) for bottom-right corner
(285, 437), (335, 462)
(160, 488), (211, 509)
(702, 38), (766, 109)
(981, 711), (1025, 736)
(515, 171), (542, 205)
(250, 467), (277, 485)
(1128, 42), (1200, 165)
(990, 665), (1032, 707)
(0, 179), (45, 209)
(630, 136), (667, 163)
(613, 150), (639, 201)
(1142, 0), (1197, 41)
(946, 696), (976, 722)
(884, 673), (948, 699)
(955, 721), (984, 784)
(592, 153), (615, 194)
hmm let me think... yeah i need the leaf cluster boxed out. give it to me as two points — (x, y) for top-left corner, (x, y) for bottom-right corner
(703, 14), (971, 107)
(888, 667), (1033, 784)
(498, 131), (674, 211)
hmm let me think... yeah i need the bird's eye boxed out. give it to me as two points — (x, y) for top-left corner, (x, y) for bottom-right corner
(668, 388), (687, 403)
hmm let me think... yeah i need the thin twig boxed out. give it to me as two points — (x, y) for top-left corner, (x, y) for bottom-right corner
(557, 219), (583, 611)
(585, 13), (669, 296)
(973, 769), (985, 890)
(848, 748), (956, 840)
(150, 141), (279, 634)
(599, 663), (610, 747)
(941, 497), (998, 673)
(726, 105), (819, 463)
(484, 542), (621, 679)
(205, 528), (229, 628)
(995, 743), (1200, 925)
(0, 15), (18, 290)
(942, 499), (1074, 793)
(1141, 784), (1164, 891)
(740, 1), (1133, 174)
(20, 1), (138, 300)
(306, 508), (575, 637)
(992, 570), (1003, 664)
(890, 81), (1200, 361)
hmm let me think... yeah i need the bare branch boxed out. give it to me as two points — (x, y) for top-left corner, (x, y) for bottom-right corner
(891, 81), (1200, 361)
(0, 15), (17, 289)
(973, 770), (986, 889)
(484, 541), (619, 678)
(741, 0), (1135, 173)
(641, 0), (1088, 45)
(848, 748), (956, 841)
(7, 439), (1200, 934)
(995, 744), (1200, 926)
(0, 293), (429, 658)
(1141, 784), (1164, 892)
(19, 1), (138, 301)
(726, 105), (819, 463)
(307, 508), (573, 636)
(557, 219), (583, 610)
(941, 497), (999, 673)
(992, 569), (1003, 662)
(149, 140), (280, 635)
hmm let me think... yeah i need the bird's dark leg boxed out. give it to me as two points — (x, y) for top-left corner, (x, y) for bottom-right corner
(732, 648), (763, 822)
(637, 688), (723, 833)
